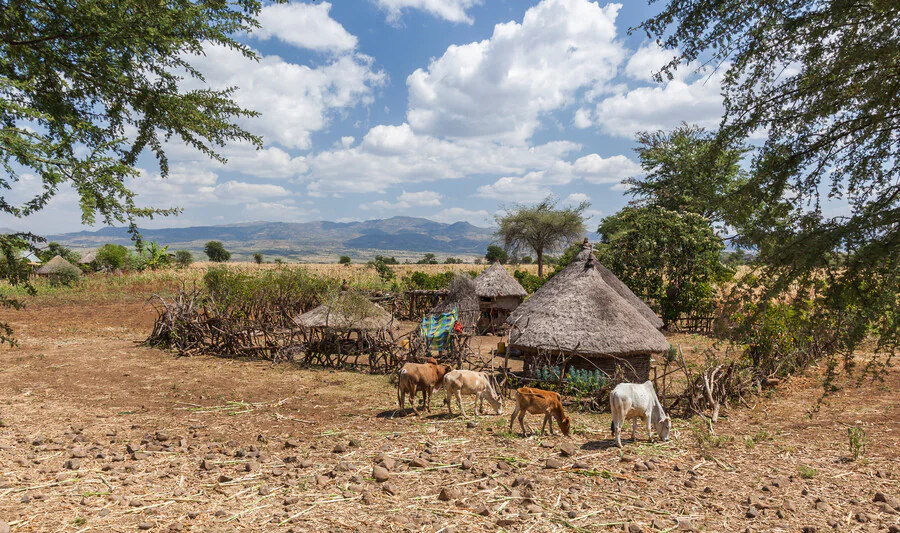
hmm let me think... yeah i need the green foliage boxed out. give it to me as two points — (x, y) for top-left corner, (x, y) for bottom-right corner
(485, 245), (508, 264)
(338, 255), (352, 265)
(640, 0), (899, 382)
(721, 249), (752, 268)
(202, 267), (329, 317)
(45, 259), (82, 287)
(533, 366), (608, 396)
(848, 426), (867, 461)
(547, 243), (582, 278)
(373, 259), (395, 283)
(626, 124), (748, 221)
(798, 465), (818, 479)
(143, 242), (171, 271)
(444, 257), (462, 264)
(95, 244), (129, 271)
(401, 271), (456, 290)
(520, 256), (533, 264)
(174, 250), (193, 269)
(375, 255), (398, 265)
(416, 253), (438, 265)
(596, 206), (732, 324)
(253, 252), (264, 265)
(38, 242), (80, 264)
(513, 269), (545, 294)
(204, 241), (231, 263)
(494, 195), (589, 277)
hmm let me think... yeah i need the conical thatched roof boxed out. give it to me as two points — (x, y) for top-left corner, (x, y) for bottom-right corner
(34, 255), (78, 275)
(430, 274), (479, 330)
(596, 264), (664, 329)
(475, 262), (527, 298)
(506, 246), (668, 356)
(293, 292), (392, 330)
(77, 249), (97, 264)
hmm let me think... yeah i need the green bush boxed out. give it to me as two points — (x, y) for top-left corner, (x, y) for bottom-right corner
(401, 270), (456, 290)
(204, 241), (231, 262)
(174, 250), (193, 268)
(46, 261), (82, 287)
(95, 244), (129, 271)
(202, 266), (330, 319)
(253, 252), (264, 265)
(513, 269), (545, 293)
(338, 255), (351, 265)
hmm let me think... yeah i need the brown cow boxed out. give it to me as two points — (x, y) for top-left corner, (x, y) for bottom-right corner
(397, 357), (453, 415)
(508, 387), (570, 437)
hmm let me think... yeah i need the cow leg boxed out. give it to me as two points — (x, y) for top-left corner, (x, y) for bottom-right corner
(631, 417), (637, 442)
(615, 420), (623, 448)
(456, 389), (466, 417)
(509, 404), (520, 433)
(518, 412), (528, 437)
(646, 416), (653, 442)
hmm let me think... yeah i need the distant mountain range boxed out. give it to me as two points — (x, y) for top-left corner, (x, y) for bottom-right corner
(45, 217), (496, 262)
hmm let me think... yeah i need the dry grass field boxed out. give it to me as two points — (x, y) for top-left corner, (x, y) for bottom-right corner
(0, 272), (897, 532)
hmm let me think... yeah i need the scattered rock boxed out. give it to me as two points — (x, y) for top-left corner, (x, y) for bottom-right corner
(814, 500), (832, 513)
(132, 451), (149, 461)
(284, 440), (299, 449)
(854, 512), (869, 523)
(684, 480), (696, 488)
(888, 526), (900, 533)
(438, 487), (461, 501)
(299, 458), (314, 468)
(545, 458), (563, 469)
(379, 457), (396, 471)
(634, 462), (649, 472)
(71, 447), (88, 458)
(348, 439), (360, 448)
(466, 421), (477, 429)
(361, 491), (375, 504)
(626, 523), (643, 533)
(410, 457), (429, 469)
(876, 501), (897, 514)
(373, 465), (390, 482)
(876, 470), (889, 479)
(676, 517), (696, 531)
(168, 523), (182, 532)
(244, 460), (260, 472)
(98, 508), (110, 517)
(217, 474), (233, 483)
(800, 527), (816, 533)
(315, 474), (329, 486)
(567, 510), (578, 519)
(745, 506), (759, 519)
(187, 511), (199, 519)
(826, 518), (839, 528)
(382, 483), (397, 496)
(214, 510), (226, 517)
(559, 442), (576, 457)
(283, 496), (299, 506)
(65, 459), (81, 470)
(259, 485), (271, 496)
(460, 459), (472, 470)
(332, 444), (347, 454)
(20, 495), (30, 504)
(138, 523), (153, 530)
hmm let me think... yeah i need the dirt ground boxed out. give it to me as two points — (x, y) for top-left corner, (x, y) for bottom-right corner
(0, 300), (898, 532)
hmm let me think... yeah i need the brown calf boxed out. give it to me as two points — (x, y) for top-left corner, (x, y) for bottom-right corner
(397, 357), (453, 415)
(509, 387), (570, 437)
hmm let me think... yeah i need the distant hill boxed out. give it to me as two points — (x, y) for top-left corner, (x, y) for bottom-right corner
(45, 217), (495, 262)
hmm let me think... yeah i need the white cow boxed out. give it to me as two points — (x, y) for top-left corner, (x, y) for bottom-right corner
(443, 369), (503, 417)
(610, 380), (671, 447)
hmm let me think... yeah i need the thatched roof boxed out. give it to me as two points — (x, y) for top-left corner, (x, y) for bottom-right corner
(293, 293), (392, 330)
(430, 274), (479, 330)
(596, 264), (664, 329)
(506, 246), (669, 356)
(475, 262), (527, 298)
(34, 255), (78, 275)
(77, 249), (97, 264)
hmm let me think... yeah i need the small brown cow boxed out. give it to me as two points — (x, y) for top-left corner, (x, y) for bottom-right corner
(397, 357), (453, 415)
(508, 387), (570, 437)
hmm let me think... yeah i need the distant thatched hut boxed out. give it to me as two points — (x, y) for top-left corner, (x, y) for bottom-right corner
(429, 274), (479, 334)
(474, 262), (527, 333)
(34, 255), (80, 279)
(293, 292), (393, 331)
(506, 244), (668, 381)
(77, 249), (97, 266)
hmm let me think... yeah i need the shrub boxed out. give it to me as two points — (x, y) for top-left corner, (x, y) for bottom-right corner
(338, 255), (351, 265)
(204, 241), (231, 262)
(401, 270), (456, 290)
(513, 269), (545, 293)
(95, 244), (129, 271)
(416, 253), (438, 265)
(38, 242), (80, 264)
(253, 252), (264, 265)
(798, 465), (818, 479)
(174, 250), (193, 269)
(46, 261), (81, 287)
(485, 245), (508, 264)
(372, 259), (394, 282)
(848, 426), (866, 461)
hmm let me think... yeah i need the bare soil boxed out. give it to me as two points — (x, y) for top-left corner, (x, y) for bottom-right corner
(0, 300), (898, 532)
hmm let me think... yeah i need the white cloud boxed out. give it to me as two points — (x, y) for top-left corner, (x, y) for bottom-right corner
(360, 189), (444, 210)
(406, 0), (625, 142)
(340, 136), (355, 148)
(564, 192), (590, 205)
(186, 44), (386, 150)
(593, 68), (724, 138)
(253, 3), (357, 53)
(429, 207), (491, 225)
(241, 199), (317, 222)
(573, 107), (593, 129)
(475, 172), (554, 203)
(624, 43), (682, 82)
(570, 154), (640, 183)
(376, 0), (483, 24)
(204, 181), (292, 204)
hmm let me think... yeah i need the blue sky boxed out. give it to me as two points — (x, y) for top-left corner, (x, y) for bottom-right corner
(2, 0), (729, 235)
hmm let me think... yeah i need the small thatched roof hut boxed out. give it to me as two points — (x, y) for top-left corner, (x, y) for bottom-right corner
(293, 292), (393, 331)
(77, 249), (97, 265)
(475, 262), (527, 299)
(429, 274), (479, 333)
(34, 255), (79, 277)
(506, 245), (668, 381)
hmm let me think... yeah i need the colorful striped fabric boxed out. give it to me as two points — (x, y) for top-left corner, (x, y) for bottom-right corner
(419, 308), (458, 351)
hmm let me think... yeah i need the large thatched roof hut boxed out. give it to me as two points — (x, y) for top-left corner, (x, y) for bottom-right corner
(293, 292), (393, 331)
(429, 274), (479, 334)
(77, 249), (97, 265)
(474, 262), (527, 333)
(34, 255), (79, 277)
(506, 244), (668, 381)
(596, 264), (664, 329)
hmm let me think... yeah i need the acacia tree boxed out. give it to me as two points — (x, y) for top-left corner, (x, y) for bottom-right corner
(627, 124), (748, 222)
(495, 196), (589, 277)
(0, 0), (265, 342)
(640, 0), (900, 371)
(204, 241), (231, 263)
(596, 207), (732, 325)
